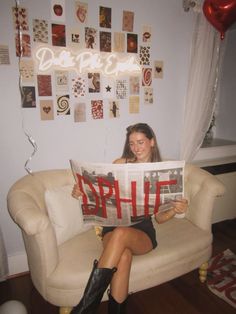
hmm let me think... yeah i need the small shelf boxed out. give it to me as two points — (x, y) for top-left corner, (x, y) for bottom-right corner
(201, 138), (236, 148)
(193, 138), (236, 166)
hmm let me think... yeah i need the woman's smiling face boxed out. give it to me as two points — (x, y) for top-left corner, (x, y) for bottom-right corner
(129, 131), (154, 163)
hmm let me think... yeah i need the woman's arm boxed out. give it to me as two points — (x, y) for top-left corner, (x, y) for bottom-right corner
(113, 157), (126, 164)
(71, 183), (84, 199)
(155, 199), (188, 224)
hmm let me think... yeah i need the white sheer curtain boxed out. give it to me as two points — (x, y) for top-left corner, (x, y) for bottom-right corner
(0, 225), (9, 281)
(180, 11), (222, 161)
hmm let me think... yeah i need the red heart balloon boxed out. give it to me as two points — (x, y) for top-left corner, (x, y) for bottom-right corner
(203, 0), (236, 39)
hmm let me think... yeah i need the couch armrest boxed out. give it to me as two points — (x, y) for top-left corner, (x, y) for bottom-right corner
(185, 164), (226, 231)
(7, 187), (59, 290)
(7, 190), (49, 235)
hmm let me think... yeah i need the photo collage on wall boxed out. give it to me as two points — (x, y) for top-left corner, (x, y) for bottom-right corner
(12, 0), (164, 122)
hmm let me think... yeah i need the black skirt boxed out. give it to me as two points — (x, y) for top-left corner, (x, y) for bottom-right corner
(101, 218), (157, 249)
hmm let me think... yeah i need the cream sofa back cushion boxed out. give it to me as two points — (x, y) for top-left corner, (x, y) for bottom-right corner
(45, 185), (92, 245)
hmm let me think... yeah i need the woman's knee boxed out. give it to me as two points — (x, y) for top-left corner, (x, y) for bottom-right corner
(110, 227), (131, 244)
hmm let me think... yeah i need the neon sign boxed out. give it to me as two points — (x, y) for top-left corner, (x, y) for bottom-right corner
(34, 46), (141, 76)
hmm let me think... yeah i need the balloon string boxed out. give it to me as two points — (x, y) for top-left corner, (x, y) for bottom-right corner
(15, 0), (38, 175)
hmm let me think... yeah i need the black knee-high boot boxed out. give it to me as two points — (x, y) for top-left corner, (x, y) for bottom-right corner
(108, 293), (128, 314)
(71, 260), (117, 314)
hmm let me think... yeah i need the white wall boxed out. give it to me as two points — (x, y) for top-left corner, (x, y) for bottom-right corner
(216, 27), (236, 141)
(0, 0), (195, 273)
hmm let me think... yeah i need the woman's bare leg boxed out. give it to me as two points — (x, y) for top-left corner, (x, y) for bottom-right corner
(99, 227), (153, 268)
(109, 248), (132, 302)
(99, 227), (153, 302)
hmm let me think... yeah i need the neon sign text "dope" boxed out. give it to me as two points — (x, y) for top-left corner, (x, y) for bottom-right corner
(35, 46), (141, 76)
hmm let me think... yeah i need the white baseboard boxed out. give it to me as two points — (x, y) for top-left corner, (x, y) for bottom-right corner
(8, 252), (29, 276)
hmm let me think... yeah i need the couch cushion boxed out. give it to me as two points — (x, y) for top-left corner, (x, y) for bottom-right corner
(47, 218), (212, 293)
(45, 185), (92, 245)
(128, 217), (212, 292)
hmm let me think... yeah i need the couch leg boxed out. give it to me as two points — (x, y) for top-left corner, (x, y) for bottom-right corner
(59, 307), (73, 314)
(199, 262), (208, 283)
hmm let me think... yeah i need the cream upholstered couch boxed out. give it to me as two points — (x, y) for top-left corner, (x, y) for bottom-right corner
(7, 164), (225, 314)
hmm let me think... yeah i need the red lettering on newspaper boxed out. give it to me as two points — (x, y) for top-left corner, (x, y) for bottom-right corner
(76, 174), (177, 219)
(208, 250), (236, 306)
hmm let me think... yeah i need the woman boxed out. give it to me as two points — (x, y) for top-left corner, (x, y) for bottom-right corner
(71, 123), (188, 314)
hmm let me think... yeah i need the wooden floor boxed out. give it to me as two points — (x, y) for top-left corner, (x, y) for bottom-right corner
(0, 219), (235, 314)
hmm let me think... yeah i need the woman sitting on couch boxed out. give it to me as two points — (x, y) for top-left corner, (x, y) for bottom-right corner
(71, 123), (188, 314)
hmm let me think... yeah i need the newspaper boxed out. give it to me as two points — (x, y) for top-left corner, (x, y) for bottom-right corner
(70, 160), (185, 226)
